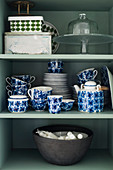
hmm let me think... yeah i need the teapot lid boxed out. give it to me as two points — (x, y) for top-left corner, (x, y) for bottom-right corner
(84, 81), (96, 86)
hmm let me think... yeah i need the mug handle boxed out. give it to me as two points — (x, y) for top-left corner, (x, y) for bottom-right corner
(7, 90), (12, 97)
(28, 83), (31, 89)
(30, 76), (35, 84)
(6, 77), (11, 86)
(28, 89), (32, 99)
(6, 85), (12, 91)
(93, 70), (98, 79)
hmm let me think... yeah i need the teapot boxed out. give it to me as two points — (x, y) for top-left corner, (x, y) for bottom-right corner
(74, 81), (104, 113)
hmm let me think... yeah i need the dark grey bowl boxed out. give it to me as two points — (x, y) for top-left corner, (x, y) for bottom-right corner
(33, 124), (93, 166)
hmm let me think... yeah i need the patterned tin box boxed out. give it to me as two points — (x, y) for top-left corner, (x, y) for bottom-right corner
(5, 32), (51, 54)
(8, 16), (43, 32)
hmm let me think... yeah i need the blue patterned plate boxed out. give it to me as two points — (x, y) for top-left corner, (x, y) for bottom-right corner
(106, 67), (113, 109)
(101, 66), (109, 87)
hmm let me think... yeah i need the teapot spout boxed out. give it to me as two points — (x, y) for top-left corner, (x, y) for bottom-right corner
(74, 85), (80, 94)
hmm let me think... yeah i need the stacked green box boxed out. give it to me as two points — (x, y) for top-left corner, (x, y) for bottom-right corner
(8, 16), (44, 32)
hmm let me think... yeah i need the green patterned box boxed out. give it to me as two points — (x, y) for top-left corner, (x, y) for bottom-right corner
(8, 16), (43, 32)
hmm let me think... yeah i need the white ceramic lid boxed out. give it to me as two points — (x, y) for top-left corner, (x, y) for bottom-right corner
(84, 81), (96, 86)
(8, 16), (43, 21)
(9, 95), (28, 99)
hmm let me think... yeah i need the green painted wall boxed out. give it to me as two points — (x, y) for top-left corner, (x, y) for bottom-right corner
(0, 0), (9, 54)
(0, 119), (12, 169)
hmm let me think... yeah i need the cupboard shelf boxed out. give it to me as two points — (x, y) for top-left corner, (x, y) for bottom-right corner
(1, 54), (113, 61)
(2, 149), (113, 170)
(0, 109), (113, 119)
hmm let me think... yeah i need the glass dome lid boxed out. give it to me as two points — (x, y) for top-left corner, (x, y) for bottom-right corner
(68, 13), (98, 35)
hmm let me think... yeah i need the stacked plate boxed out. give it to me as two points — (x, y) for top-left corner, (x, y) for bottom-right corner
(101, 66), (112, 108)
(43, 73), (71, 99)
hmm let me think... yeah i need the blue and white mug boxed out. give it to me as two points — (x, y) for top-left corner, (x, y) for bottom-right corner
(6, 77), (27, 86)
(48, 60), (63, 73)
(28, 86), (52, 100)
(47, 95), (63, 114)
(77, 68), (98, 84)
(13, 75), (35, 84)
(48, 60), (63, 68)
(6, 84), (31, 96)
(31, 99), (47, 111)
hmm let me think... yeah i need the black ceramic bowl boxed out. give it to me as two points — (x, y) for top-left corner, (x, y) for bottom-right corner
(33, 124), (93, 166)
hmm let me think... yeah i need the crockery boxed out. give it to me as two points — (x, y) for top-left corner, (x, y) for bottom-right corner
(106, 67), (113, 109)
(47, 95), (63, 114)
(48, 60), (63, 68)
(61, 99), (75, 111)
(77, 68), (98, 84)
(42, 21), (59, 54)
(13, 75), (35, 84)
(28, 86), (52, 100)
(8, 96), (29, 113)
(43, 73), (71, 99)
(101, 66), (109, 87)
(48, 67), (63, 73)
(6, 84), (31, 96)
(44, 73), (67, 78)
(48, 61), (63, 73)
(9, 95), (28, 99)
(43, 80), (67, 86)
(31, 99), (47, 111)
(101, 66), (111, 106)
(44, 77), (67, 82)
(6, 77), (27, 86)
(74, 81), (104, 113)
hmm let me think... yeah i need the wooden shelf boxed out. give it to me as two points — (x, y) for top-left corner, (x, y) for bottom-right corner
(1, 54), (113, 61)
(0, 109), (113, 119)
(2, 149), (113, 170)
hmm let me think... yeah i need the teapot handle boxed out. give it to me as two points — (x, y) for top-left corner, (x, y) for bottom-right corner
(81, 84), (84, 89)
(97, 85), (101, 91)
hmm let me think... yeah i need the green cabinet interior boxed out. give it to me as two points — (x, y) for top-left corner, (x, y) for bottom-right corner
(1, 0), (113, 169)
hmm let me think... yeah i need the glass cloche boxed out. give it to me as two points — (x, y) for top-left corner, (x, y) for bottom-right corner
(53, 13), (113, 54)
(68, 13), (98, 35)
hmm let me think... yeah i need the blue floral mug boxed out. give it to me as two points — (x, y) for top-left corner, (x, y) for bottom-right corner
(13, 75), (35, 84)
(6, 77), (27, 86)
(6, 84), (31, 96)
(47, 95), (63, 114)
(28, 86), (52, 100)
(77, 68), (98, 84)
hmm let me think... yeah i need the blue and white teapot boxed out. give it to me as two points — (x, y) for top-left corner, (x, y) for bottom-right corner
(74, 81), (104, 113)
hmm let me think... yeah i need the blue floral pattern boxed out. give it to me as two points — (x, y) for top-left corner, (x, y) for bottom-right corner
(61, 101), (74, 111)
(11, 84), (29, 95)
(30, 89), (52, 100)
(78, 90), (104, 113)
(77, 69), (97, 85)
(47, 96), (63, 114)
(8, 99), (28, 113)
(31, 100), (47, 111)
(101, 66), (109, 87)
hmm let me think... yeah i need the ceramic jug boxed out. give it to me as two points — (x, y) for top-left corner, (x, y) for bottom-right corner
(74, 81), (104, 113)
